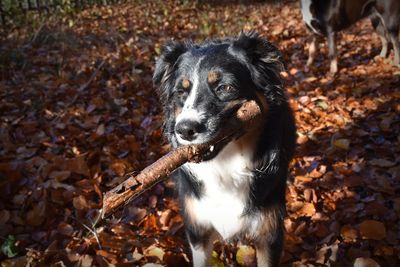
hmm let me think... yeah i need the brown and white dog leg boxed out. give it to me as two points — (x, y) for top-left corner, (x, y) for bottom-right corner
(371, 15), (390, 58)
(327, 30), (338, 74)
(388, 29), (400, 66)
(307, 34), (319, 67)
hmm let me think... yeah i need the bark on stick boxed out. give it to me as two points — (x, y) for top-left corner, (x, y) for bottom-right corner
(101, 100), (263, 218)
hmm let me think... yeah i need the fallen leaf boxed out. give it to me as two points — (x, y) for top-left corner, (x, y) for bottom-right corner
(341, 225), (358, 242)
(333, 138), (350, 150)
(369, 159), (396, 167)
(145, 245), (165, 261)
(354, 257), (380, 267)
(96, 123), (105, 135)
(359, 220), (386, 240)
(236, 245), (256, 266)
(26, 201), (46, 226)
(72, 195), (91, 210)
(295, 176), (313, 182)
(299, 203), (316, 217)
(57, 222), (74, 236)
(48, 170), (71, 181)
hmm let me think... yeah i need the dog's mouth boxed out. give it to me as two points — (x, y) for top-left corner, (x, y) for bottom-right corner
(201, 139), (227, 161)
(174, 128), (234, 161)
(199, 131), (237, 161)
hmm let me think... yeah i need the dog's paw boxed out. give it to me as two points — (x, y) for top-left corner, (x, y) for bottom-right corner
(329, 59), (338, 75)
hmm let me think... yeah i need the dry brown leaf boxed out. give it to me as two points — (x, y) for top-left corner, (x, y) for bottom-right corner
(145, 245), (165, 261)
(48, 170), (71, 181)
(110, 160), (128, 177)
(96, 123), (105, 136)
(298, 203), (316, 217)
(369, 159), (396, 168)
(295, 176), (313, 182)
(57, 222), (74, 236)
(354, 257), (380, 267)
(26, 201), (46, 226)
(72, 195), (91, 210)
(333, 138), (350, 150)
(341, 225), (358, 242)
(58, 155), (90, 177)
(359, 220), (386, 240)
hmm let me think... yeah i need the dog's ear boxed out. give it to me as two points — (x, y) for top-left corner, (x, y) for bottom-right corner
(231, 31), (283, 69)
(153, 42), (188, 86)
(231, 32), (284, 83)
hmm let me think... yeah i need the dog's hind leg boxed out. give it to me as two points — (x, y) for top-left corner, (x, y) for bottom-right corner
(327, 30), (338, 74)
(388, 27), (400, 66)
(187, 226), (217, 267)
(378, 6), (400, 66)
(307, 34), (319, 67)
(371, 15), (390, 58)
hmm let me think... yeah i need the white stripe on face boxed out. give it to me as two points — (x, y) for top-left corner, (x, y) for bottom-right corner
(175, 56), (205, 124)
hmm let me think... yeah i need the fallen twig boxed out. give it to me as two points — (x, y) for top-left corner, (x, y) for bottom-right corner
(101, 100), (264, 218)
(78, 60), (106, 92)
(68, 59), (106, 107)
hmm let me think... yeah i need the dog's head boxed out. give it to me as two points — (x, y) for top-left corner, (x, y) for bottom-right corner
(153, 32), (284, 149)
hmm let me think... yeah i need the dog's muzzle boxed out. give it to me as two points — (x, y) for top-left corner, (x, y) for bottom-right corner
(175, 119), (205, 142)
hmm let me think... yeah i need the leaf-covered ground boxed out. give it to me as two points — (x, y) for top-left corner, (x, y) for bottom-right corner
(0, 0), (399, 266)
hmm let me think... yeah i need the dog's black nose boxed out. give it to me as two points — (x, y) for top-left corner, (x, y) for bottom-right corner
(176, 120), (203, 141)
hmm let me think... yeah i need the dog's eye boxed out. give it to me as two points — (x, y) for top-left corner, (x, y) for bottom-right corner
(217, 84), (234, 92)
(181, 79), (191, 89)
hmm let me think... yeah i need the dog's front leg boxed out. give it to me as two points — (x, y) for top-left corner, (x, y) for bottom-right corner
(255, 227), (284, 267)
(327, 30), (338, 74)
(388, 28), (400, 66)
(187, 227), (216, 267)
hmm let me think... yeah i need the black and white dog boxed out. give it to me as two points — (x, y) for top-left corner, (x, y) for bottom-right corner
(301, 0), (400, 73)
(153, 32), (296, 267)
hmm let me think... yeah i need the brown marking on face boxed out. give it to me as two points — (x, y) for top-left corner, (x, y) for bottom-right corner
(207, 71), (220, 84)
(182, 79), (190, 89)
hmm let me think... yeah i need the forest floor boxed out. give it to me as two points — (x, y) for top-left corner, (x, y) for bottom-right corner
(0, 0), (399, 266)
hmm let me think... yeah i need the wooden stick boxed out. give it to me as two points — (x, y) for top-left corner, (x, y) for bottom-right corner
(101, 100), (263, 218)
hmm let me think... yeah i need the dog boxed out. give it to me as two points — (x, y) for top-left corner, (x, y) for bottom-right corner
(301, 0), (400, 74)
(153, 32), (296, 267)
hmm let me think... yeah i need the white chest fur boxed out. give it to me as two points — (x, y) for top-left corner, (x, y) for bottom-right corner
(183, 137), (261, 240)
